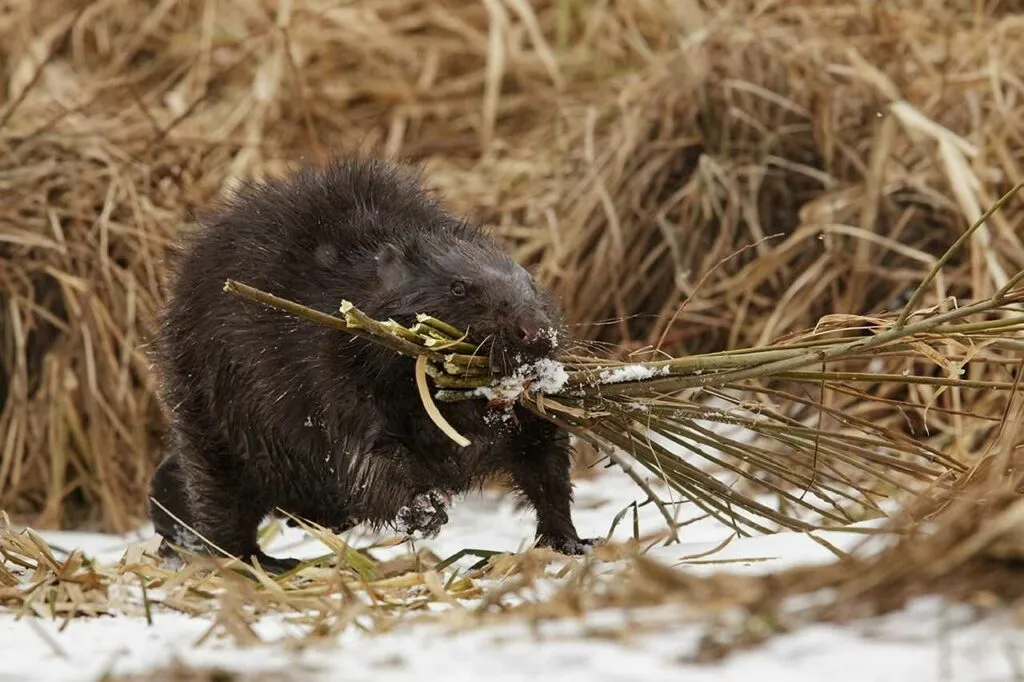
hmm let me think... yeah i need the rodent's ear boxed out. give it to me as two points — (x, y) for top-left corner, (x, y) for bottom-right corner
(375, 242), (412, 287)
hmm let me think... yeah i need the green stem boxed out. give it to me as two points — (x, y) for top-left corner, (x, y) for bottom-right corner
(416, 314), (467, 340)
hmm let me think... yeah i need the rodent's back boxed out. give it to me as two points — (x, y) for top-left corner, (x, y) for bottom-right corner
(166, 159), (457, 308)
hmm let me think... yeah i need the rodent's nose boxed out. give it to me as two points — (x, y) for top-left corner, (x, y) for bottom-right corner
(510, 311), (555, 352)
(517, 325), (540, 343)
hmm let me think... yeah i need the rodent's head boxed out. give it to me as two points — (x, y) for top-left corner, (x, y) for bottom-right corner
(373, 232), (567, 376)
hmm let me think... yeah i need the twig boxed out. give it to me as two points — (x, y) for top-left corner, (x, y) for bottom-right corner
(897, 181), (1024, 327)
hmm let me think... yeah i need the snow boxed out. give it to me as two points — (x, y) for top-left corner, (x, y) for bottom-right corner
(469, 357), (570, 407)
(539, 326), (562, 350)
(6, 598), (1021, 682)
(1, 458), (1019, 681)
(529, 358), (569, 394)
(597, 364), (671, 384)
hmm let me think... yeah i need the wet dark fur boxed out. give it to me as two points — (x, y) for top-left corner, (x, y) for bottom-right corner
(149, 158), (594, 572)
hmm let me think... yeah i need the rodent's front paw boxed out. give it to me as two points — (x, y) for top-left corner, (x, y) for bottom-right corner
(537, 535), (598, 556)
(396, 490), (451, 538)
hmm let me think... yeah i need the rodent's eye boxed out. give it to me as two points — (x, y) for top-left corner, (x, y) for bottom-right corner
(450, 280), (467, 297)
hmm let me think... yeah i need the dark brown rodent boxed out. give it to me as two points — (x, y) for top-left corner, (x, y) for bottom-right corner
(148, 158), (594, 572)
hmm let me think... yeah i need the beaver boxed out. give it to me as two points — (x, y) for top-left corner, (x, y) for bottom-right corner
(149, 158), (595, 573)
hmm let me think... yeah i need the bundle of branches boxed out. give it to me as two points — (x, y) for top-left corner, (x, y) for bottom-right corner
(224, 186), (1024, 538)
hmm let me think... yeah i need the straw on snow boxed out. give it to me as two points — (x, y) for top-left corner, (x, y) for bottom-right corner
(5, 448), (1024, 663)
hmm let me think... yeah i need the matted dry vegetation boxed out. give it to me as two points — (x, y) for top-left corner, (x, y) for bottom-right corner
(1, 0), (1023, 571)
(5, 1), (1024, 668)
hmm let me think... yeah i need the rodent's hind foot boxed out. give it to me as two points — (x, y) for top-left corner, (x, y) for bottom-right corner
(152, 533), (300, 576)
(282, 516), (354, 535)
(156, 543), (300, 576)
(537, 534), (599, 556)
(153, 518), (209, 559)
(251, 552), (301, 575)
(396, 490), (451, 539)
(154, 537), (187, 570)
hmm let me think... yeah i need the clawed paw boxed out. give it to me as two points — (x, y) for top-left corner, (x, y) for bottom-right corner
(396, 490), (451, 538)
(537, 534), (599, 556)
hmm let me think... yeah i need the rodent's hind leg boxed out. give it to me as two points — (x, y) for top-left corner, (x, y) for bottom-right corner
(152, 430), (298, 575)
(503, 420), (598, 556)
(184, 464), (282, 567)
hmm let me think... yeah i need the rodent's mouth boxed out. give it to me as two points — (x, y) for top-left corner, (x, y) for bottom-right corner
(487, 335), (561, 378)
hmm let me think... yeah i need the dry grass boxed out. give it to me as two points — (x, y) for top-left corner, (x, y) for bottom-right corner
(2, 1), (1024, 537)
(6, 1), (1024, 672)
(0, 508), (653, 649)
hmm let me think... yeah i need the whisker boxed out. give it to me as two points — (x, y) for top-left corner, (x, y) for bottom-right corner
(569, 314), (662, 328)
(472, 334), (495, 359)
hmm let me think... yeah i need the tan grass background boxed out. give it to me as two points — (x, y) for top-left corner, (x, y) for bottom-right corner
(2, 0), (1023, 533)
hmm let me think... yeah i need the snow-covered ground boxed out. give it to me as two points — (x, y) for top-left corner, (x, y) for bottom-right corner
(2, 466), (1022, 681)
